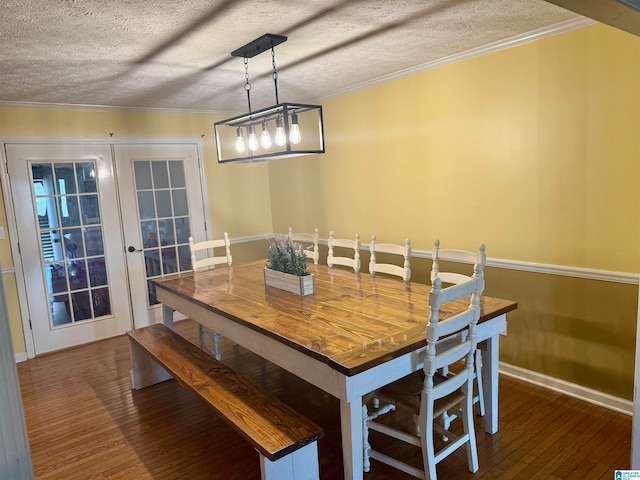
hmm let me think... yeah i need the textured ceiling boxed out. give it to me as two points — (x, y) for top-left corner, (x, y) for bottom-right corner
(0, 0), (587, 115)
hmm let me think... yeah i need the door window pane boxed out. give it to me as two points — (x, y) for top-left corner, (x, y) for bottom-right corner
(141, 221), (158, 248)
(44, 230), (63, 262)
(84, 227), (104, 256)
(63, 228), (84, 258)
(48, 263), (67, 294)
(88, 258), (107, 287)
(152, 161), (170, 188)
(50, 295), (72, 326)
(68, 259), (88, 291)
(178, 245), (191, 272)
(175, 217), (190, 243)
(169, 161), (186, 188)
(137, 191), (155, 219)
(144, 249), (161, 277)
(147, 280), (158, 305)
(59, 196), (80, 227)
(54, 164), (77, 194)
(162, 247), (177, 274)
(92, 288), (111, 317)
(134, 161), (152, 190)
(155, 190), (172, 218)
(80, 195), (100, 225)
(76, 163), (97, 193)
(72, 291), (92, 321)
(172, 189), (189, 216)
(158, 219), (175, 246)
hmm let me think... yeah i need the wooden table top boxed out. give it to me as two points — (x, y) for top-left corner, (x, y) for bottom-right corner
(153, 261), (517, 377)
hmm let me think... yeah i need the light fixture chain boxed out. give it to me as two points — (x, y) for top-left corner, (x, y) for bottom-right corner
(244, 56), (252, 113)
(271, 46), (279, 105)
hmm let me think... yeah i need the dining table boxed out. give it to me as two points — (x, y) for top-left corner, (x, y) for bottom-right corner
(153, 260), (517, 480)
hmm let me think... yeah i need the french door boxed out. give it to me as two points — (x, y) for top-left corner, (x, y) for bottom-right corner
(6, 142), (206, 354)
(114, 144), (206, 327)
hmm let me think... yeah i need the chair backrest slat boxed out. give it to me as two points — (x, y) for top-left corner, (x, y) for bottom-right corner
(431, 239), (485, 285)
(189, 232), (232, 272)
(369, 235), (411, 282)
(327, 231), (361, 272)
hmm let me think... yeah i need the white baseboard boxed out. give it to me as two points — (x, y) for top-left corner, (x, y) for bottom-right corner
(14, 352), (27, 363)
(499, 362), (633, 415)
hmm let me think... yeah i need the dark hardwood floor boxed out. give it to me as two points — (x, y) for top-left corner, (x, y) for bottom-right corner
(17, 319), (631, 479)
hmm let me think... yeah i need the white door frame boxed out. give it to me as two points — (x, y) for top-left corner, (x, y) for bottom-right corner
(0, 136), (210, 359)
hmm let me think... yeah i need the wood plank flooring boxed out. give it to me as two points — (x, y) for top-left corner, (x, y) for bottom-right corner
(17, 319), (631, 479)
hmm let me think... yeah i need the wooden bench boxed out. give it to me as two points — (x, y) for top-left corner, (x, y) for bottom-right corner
(127, 323), (324, 480)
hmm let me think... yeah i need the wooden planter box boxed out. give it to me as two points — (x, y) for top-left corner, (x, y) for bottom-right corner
(264, 268), (315, 296)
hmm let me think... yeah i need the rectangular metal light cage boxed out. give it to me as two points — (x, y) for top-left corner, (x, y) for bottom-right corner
(214, 103), (325, 164)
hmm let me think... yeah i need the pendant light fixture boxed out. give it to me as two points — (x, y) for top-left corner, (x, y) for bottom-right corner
(214, 34), (325, 164)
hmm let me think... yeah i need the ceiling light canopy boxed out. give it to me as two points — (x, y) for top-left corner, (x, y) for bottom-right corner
(214, 34), (325, 164)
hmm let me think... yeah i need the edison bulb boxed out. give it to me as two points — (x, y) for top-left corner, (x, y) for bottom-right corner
(260, 121), (272, 149)
(247, 125), (259, 152)
(289, 113), (301, 145)
(274, 117), (286, 147)
(235, 127), (246, 153)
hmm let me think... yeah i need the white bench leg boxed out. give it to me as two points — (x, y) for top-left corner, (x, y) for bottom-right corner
(129, 339), (173, 390)
(260, 442), (320, 480)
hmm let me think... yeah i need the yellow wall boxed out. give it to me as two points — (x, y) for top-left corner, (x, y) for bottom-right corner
(268, 24), (640, 399)
(0, 108), (273, 354)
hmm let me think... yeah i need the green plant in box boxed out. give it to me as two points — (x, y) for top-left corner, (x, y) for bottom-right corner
(267, 234), (309, 277)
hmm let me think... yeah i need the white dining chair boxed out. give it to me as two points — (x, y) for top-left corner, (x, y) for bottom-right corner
(288, 227), (320, 264)
(363, 257), (485, 479)
(327, 231), (361, 272)
(369, 235), (411, 282)
(188, 232), (232, 360)
(431, 239), (487, 421)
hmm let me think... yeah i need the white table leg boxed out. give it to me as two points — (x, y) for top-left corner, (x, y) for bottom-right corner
(480, 334), (500, 434)
(163, 305), (174, 329)
(340, 398), (364, 480)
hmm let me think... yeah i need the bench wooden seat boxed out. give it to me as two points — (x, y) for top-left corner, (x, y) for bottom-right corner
(127, 323), (324, 480)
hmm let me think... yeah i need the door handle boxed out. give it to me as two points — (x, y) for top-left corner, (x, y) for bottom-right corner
(127, 246), (142, 253)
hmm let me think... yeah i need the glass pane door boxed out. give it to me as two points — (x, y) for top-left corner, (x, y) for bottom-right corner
(114, 143), (207, 328)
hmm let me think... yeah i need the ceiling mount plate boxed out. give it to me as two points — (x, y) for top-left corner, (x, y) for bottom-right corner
(231, 34), (288, 58)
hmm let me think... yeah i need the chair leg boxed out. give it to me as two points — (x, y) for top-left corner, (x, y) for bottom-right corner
(419, 409), (438, 480)
(362, 400), (396, 473)
(474, 349), (485, 416)
(461, 388), (479, 473)
(363, 404), (372, 473)
(213, 332), (222, 361)
(198, 324), (207, 349)
(199, 326), (222, 361)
